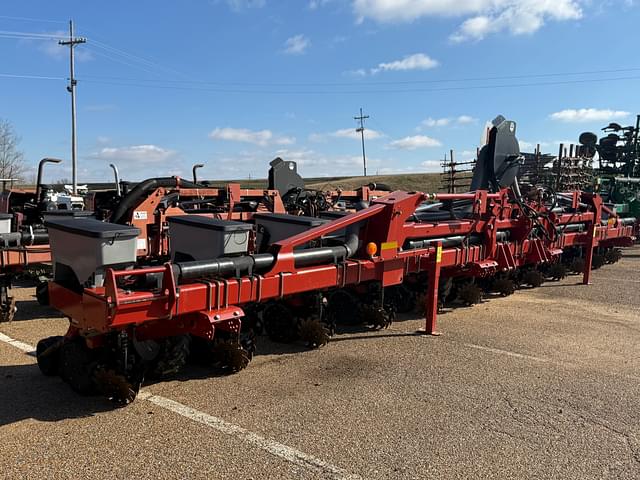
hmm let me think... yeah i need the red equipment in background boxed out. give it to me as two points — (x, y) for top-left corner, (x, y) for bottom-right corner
(42, 186), (633, 403)
(31, 117), (637, 404)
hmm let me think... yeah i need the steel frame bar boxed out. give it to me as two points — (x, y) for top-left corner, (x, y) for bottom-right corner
(48, 188), (635, 338)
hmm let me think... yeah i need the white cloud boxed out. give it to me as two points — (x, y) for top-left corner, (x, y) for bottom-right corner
(371, 53), (438, 74)
(375, 166), (417, 174)
(332, 128), (383, 140)
(352, 0), (583, 42)
(209, 127), (295, 146)
(345, 68), (368, 77)
(309, 128), (383, 142)
(421, 159), (441, 172)
(518, 140), (554, 150)
(226, 0), (266, 10)
(423, 117), (451, 128)
(215, 149), (382, 178)
(389, 135), (442, 150)
(421, 115), (477, 128)
(92, 145), (177, 164)
(283, 34), (311, 55)
(456, 115), (476, 124)
(549, 108), (630, 123)
(309, 0), (333, 9)
(458, 149), (477, 160)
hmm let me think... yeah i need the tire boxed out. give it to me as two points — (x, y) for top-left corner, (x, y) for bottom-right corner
(36, 336), (63, 376)
(385, 285), (415, 314)
(326, 290), (360, 326)
(263, 303), (297, 343)
(150, 335), (191, 377)
(59, 338), (98, 395)
(36, 281), (49, 306)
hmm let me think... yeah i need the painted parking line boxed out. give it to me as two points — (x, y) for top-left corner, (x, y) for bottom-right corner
(0, 332), (361, 480)
(0, 332), (36, 356)
(591, 276), (640, 284)
(464, 343), (548, 363)
(139, 391), (361, 480)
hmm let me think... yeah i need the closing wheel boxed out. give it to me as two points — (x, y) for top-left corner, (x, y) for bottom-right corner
(457, 283), (483, 306)
(0, 296), (16, 322)
(59, 338), (98, 395)
(491, 277), (515, 296)
(591, 254), (606, 270)
(359, 304), (393, 329)
(150, 335), (190, 377)
(546, 263), (567, 281)
(521, 270), (544, 288)
(36, 336), (64, 376)
(263, 303), (297, 343)
(298, 318), (331, 348)
(605, 248), (622, 264)
(211, 339), (251, 373)
(326, 290), (360, 325)
(94, 369), (140, 406)
(569, 257), (585, 274)
(385, 285), (416, 314)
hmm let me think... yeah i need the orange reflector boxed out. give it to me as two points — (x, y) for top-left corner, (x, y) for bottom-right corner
(366, 242), (378, 256)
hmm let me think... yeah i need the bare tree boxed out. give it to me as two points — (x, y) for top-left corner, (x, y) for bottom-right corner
(0, 119), (27, 186)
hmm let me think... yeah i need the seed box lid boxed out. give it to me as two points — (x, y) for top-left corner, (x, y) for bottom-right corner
(252, 213), (329, 227)
(43, 210), (95, 218)
(167, 215), (253, 232)
(45, 218), (140, 239)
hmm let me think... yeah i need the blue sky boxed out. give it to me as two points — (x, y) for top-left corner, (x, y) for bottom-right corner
(1, 0), (639, 183)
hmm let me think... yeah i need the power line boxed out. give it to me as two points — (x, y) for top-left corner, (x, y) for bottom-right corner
(4, 28), (634, 86)
(0, 26), (186, 80)
(1, 70), (640, 94)
(75, 74), (640, 95)
(84, 46), (167, 77)
(0, 30), (67, 40)
(0, 15), (66, 24)
(73, 66), (640, 88)
(2, 27), (640, 89)
(0, 72), (64, 80)
(79, 27), (190, 80)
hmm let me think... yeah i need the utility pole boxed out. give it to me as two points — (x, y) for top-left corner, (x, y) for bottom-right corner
(354, 107), (369, 176)
(59, 20), (86, 195)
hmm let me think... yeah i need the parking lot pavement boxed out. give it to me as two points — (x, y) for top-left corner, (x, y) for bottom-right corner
(1, 247), (639, 479)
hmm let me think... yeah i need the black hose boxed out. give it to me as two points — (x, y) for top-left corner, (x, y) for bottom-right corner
(172, 224), (360, 281)
(0, 229), (49, 247)
(35, 158), (62, 203)
(367, 182), (392, 192)
(111, 177), (204, 224)
(404, 231), (509, 250)
(172, 253), (274, 280)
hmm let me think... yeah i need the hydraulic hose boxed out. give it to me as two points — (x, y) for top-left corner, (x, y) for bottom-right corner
(404, 231), (509, 250)
(172, 254), (274, 280)
(367, 182), (392, 192)
(0, 229), (49, 247)
(111, 177), (204, 224)
(172, 224), (360, 281)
